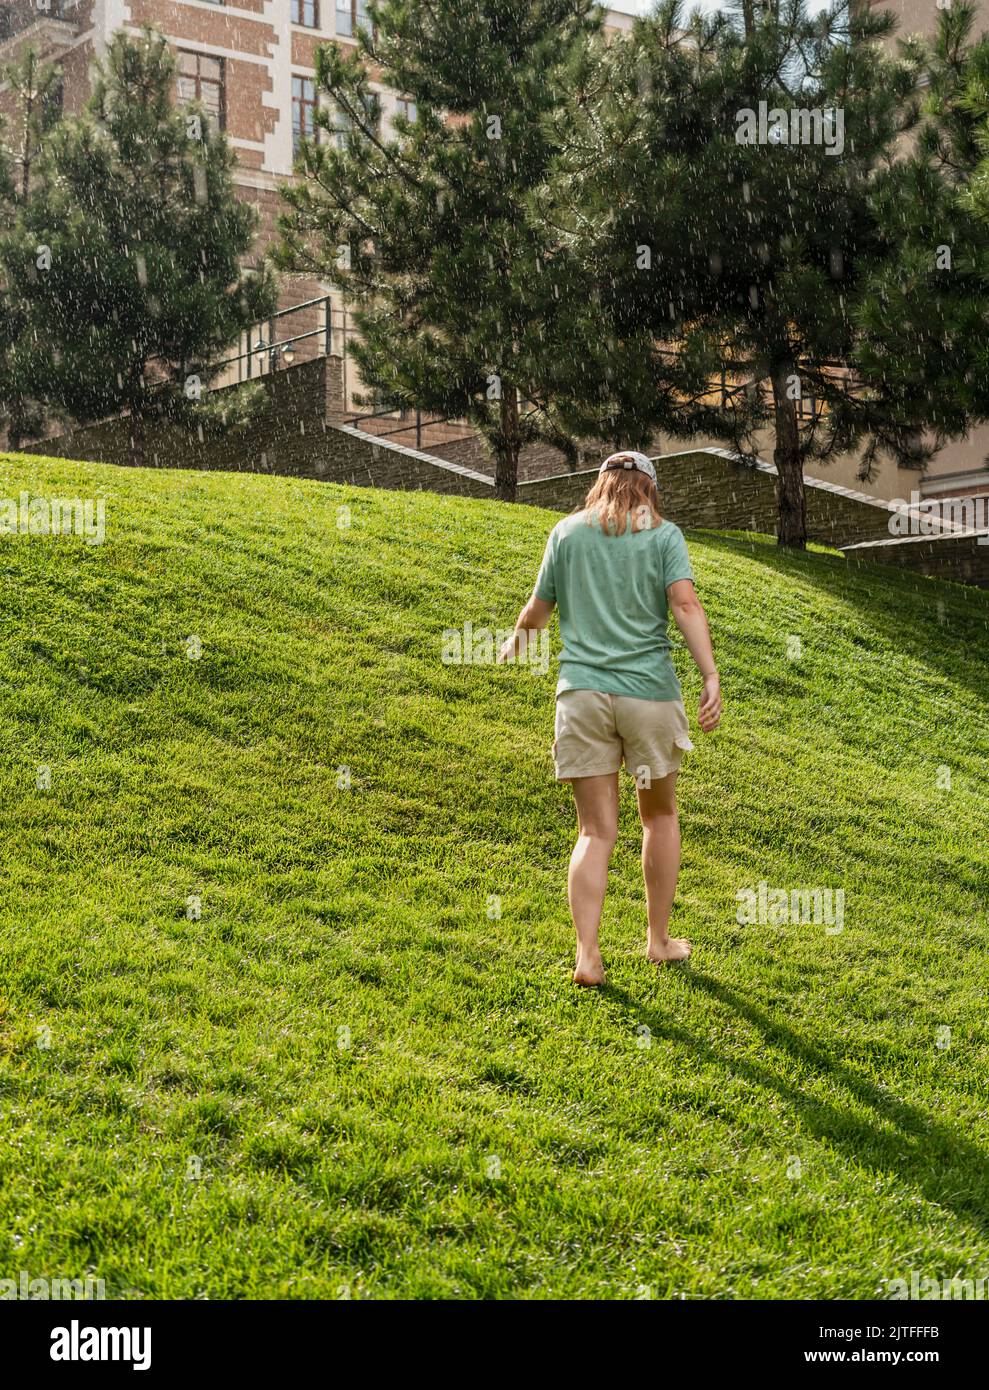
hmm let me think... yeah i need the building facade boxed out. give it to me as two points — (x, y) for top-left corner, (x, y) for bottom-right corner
(0, 0), (407, 397)
(0, 1), (635, 425)
(860, 0), (989, 501)
(1, 1), (984, 498)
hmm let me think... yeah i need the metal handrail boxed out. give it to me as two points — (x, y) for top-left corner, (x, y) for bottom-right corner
(213, 294), (475, 447)
(266, 293), (334, 321)
(208, 295), (856, 443)
(346, 411), (475, 451)
(212, 295), (339, 376)
(213, 325), (329, 374)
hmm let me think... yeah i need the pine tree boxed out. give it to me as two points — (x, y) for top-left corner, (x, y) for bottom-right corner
(854, 3), (989, 445)
(0, 44), (63, 449)
(0, 103), (20, 446)
(4, 28), (275, 465)
(570, 0), (982, 547)
(276, 0), (631, 500)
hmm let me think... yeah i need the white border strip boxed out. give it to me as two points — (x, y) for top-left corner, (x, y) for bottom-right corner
(842, 529), (989, 551)
(337, 425), (494, 486)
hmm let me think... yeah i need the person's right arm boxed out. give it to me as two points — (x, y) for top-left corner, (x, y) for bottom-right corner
(667, 578), (721, 733)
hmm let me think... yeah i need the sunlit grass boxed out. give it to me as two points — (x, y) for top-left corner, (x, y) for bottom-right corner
(0, 451), (987, 1299)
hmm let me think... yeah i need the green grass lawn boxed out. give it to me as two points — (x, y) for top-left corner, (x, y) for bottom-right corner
(1, 451), (987, 1300)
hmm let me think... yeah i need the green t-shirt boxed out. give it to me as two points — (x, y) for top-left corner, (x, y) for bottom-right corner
(534, 509), (694, 701)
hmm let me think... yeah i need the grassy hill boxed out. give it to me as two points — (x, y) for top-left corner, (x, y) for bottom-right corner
(1, 451), (987, 1300)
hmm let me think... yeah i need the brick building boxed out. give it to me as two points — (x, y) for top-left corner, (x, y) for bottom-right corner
(3, 0), (983, 502)
(0, 2), (634, 413)
(0, 0), (404, 397)
(862, 0), (989, 503)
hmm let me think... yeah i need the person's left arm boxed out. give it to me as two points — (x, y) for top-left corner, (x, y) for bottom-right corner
(497, 593), (555, 663)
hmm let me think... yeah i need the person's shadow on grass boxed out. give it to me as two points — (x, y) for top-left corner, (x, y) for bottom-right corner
(602, 967), (989, 1234)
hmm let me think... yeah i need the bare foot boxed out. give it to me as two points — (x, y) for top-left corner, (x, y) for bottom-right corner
(573, 951), (605, 987)
(647, 937), (692, 964)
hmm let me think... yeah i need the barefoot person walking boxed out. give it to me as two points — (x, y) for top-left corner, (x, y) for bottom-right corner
(498, 451), (721, 986)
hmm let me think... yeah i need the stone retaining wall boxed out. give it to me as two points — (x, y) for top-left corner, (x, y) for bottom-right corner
(842, 531), (989, 588)
(34, 357), (333, 477)
(519, 447), (915, 549)
(24, 364), (988, 585)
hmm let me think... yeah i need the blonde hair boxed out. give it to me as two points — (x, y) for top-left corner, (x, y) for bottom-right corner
(583, 461), (663, 536)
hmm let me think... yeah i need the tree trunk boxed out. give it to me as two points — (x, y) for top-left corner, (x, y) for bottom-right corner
(21, 77), (33, 202)
(770, 364), (807, 549)
(494, 386), (519, 503)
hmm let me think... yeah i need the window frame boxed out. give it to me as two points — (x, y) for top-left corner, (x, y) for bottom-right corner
(292, 74), (319, 154)
(330, 92), (378, 150)
(335, 0), (371, 40)
(176, 49), (226, 133)
(292, 0), (319, 27)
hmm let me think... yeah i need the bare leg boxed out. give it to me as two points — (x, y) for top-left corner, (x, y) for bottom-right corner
(568, 773), (619, 986)
(636, 772), (691, 963)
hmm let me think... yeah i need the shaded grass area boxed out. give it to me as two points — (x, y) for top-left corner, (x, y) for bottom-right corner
(0, 452), (987, 1299)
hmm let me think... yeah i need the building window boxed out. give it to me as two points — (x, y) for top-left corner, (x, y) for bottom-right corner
(331, 105), (352, 151)
(292, 0), (318, 25)
(177, 51), (225, 132)
(292, 76), (318, 153)
(331, 95), (376, 150)
(335, 0), (370, 39)
(394, 96), (416, 124)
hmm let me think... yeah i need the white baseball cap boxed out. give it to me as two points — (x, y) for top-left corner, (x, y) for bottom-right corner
(600, 450), (658, 487)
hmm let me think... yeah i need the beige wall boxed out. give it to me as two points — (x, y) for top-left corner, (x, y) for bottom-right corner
(852, 0), (989, 497)
(9, 3), (975, 503)
(737, 421), (989, 503)
(687, 1), (989, 499)
(873, 0), (969, 41)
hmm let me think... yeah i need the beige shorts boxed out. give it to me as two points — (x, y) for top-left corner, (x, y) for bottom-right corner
(553, 689), (694, 782)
